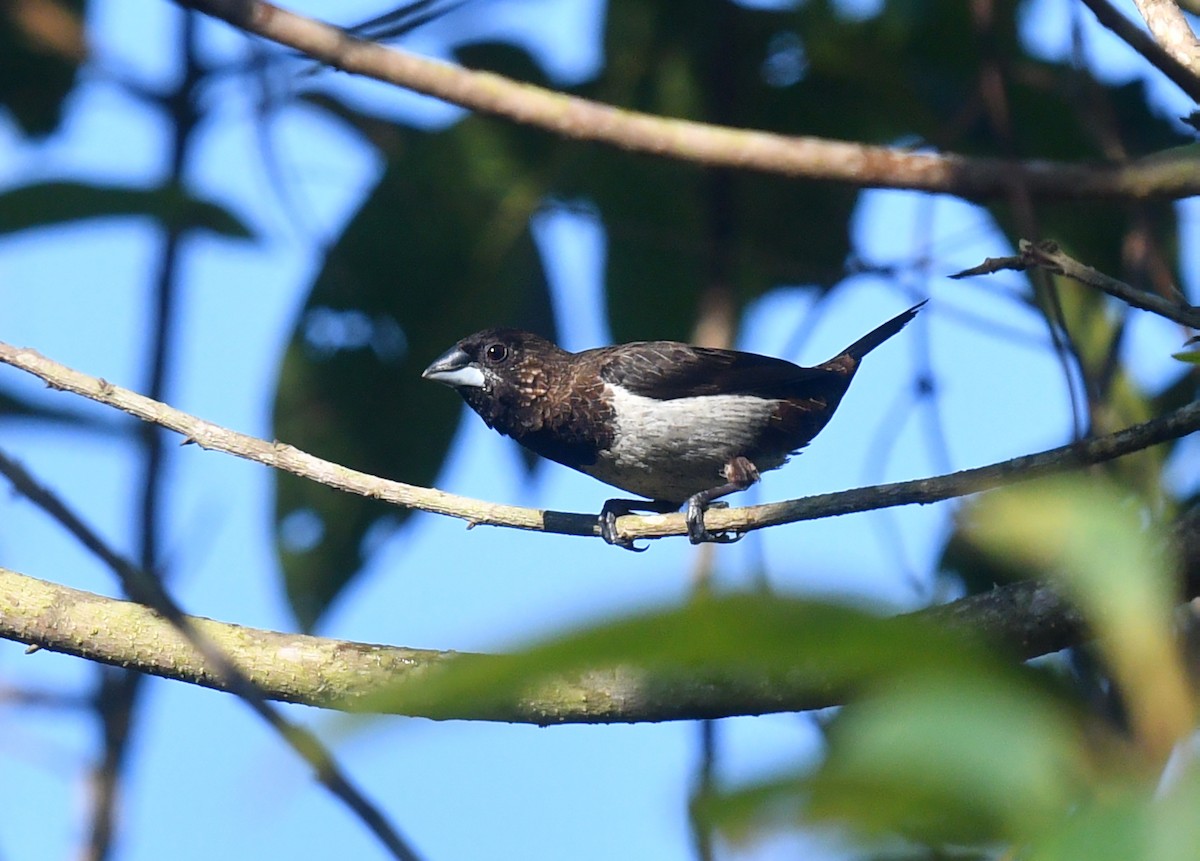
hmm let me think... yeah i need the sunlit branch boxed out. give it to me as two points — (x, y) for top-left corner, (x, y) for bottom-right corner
(1131, 0), (1200, 80)
(1079, 0), (1200, 100)
(1, 339), (1198, 545)
(179, 0), (1200, 200)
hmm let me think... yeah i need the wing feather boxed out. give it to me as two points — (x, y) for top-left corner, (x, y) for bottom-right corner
(592, 342), (848, 401)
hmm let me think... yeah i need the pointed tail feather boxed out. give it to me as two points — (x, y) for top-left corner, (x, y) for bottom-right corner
(841, 300), (927, 360)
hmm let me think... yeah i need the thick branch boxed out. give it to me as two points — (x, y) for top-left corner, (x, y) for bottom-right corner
(1, 340), (1198, 545)
(0, 565), (1087, 723)
(179, 0), (1200, 200)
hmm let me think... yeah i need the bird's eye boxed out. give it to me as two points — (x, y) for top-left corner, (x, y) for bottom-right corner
(484, 342), (508, 363)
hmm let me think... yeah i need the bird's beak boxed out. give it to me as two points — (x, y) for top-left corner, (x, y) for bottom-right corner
(422, 345), (486, 388)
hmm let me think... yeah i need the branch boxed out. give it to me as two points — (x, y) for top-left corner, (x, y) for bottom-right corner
(1132, 0), (1200, 80)
(1, 339), (1198, 545)
(1079, 0), (1200, 101)
(952, 238), (1200, 329)
(0, 565), (1089, 723)
(178, 0), (1200, 200)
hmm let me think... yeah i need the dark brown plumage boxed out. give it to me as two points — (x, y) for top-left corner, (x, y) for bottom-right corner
(423, 301), (925, 548)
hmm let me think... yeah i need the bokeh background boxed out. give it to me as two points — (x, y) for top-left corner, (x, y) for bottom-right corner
(1, 0), (1197, 859)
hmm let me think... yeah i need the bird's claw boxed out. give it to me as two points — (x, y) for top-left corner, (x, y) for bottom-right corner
(600, 498), (742, 549)
(687, 526), (746, 545)
(599, 509), (648, 552)
(685, 501), (744, 545)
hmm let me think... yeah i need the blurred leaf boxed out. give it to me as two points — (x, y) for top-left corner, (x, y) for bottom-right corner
(1028, 771), (1200, 861)
(703, 669), (1090, 847)
(274, 82), (556, 629)
(805, 672), (1088, 844)
(0, 181), (254, 238)
(968, 477), (1194, 759)
(1172, 350), (1200, 365)
(353, 592), (1020, 722)
(938, 499), (1029, 593)
(0, 0), (87, 137)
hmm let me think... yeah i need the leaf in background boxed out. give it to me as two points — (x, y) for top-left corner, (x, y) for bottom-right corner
(274, 63), (557, 628)
(1028, 770), (1200, 861)
(0, 0), (87, 137)
(937, 499), (1030, 594)
(805, 672), (1088, 845)
(968, 477), (1194, 760)
(0, 181), (255, 238)
(702, 668), (1089, 848)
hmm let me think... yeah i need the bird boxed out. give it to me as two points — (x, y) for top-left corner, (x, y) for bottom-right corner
(422, 300), (926, 549)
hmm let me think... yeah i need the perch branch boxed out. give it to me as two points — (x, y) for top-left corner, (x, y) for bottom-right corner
(0, 340), (1198, 545)
(178, 0), (1200, 200)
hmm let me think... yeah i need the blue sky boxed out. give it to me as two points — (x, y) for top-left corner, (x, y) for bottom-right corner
(0, 1), (1196, 860)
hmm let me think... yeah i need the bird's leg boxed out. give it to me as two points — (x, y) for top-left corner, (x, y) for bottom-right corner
(685, 456), (760, 544)
(599, 498), (680, 551)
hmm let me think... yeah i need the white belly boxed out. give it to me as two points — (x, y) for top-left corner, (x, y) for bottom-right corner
(578, 386), (787, 502)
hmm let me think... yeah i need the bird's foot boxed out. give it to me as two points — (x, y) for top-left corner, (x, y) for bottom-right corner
(685, 499), (744, 545)
(600, 508), (647, 552)
(598, 499), (678, 551)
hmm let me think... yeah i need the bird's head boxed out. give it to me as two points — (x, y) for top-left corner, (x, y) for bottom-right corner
(422, 328), (565, 429)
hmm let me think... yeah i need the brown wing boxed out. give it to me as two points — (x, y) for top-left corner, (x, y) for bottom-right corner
(591, 341), (849, 402)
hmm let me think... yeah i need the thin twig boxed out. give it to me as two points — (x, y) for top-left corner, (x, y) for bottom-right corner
(952, 239), (1200, 329)
(0, 449), (423, 861)
(82, 13), (205, 861)
(0, 566), (1093, 723)
(0, 338), (1197, 545)
(1078, 0), (1200, 101)
(178, 0), (1200, 200)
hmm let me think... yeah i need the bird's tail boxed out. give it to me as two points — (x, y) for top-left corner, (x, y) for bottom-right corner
(841, 300), (927, 360)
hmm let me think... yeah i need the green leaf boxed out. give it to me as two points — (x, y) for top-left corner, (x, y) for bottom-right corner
(352, 592), (1017, 723)
(805, 672), (1087, 844)
(967, 477), (1194, 758)
(1029, 772), (1200, 861)
(702, 668), (1088, 847)
(0, 181), (255, 238)
(1171, 351), (1200, 365)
